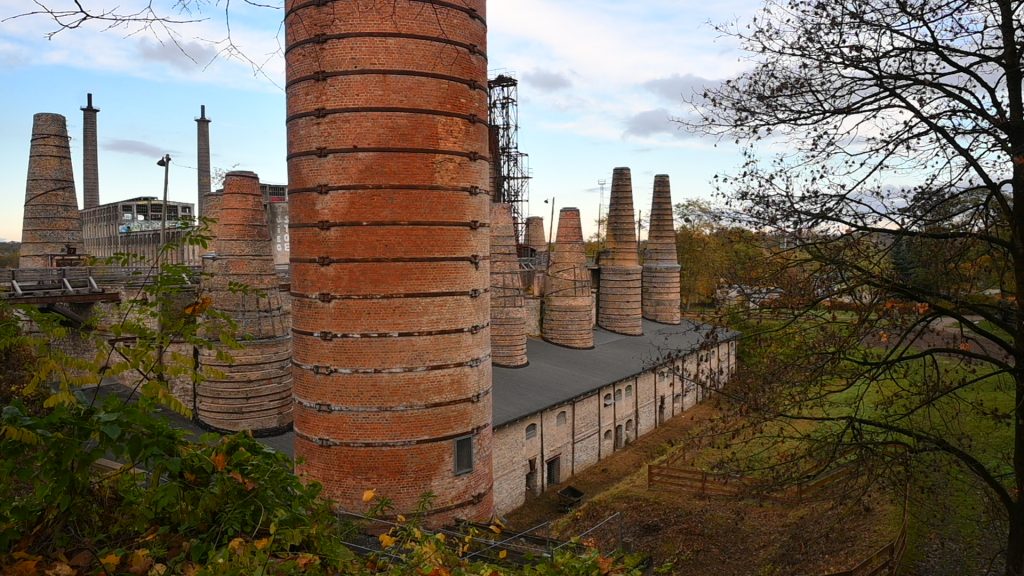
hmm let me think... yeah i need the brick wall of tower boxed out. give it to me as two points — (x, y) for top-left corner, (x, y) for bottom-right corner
(196, 106), (212, 218)
(524, 216), (547, 253)
(597, 167), (643, 336)
(642, 175), (681, 324)
(20, 113), (84, 268)
(197, 171), (293, 434)
(543, 208), (594, 349)
(285, 0), (493, 523)
(490, 203), (528, 367)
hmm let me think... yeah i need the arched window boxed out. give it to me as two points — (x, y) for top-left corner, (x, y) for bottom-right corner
(556, 411), (567, 426)
(525, 423), (537, 440)
(614, 389), (623, 402)
(603, 393), (613, 407)
(603, 430), (612, 441)
(626, 419), (634, 440)
(625, 385), (633, 398)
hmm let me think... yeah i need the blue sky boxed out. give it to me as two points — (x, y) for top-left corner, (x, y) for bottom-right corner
(0, 0), (758, 242)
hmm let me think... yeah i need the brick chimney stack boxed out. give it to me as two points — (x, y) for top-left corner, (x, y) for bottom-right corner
(20, 113), (84, 268)
(642, 175), (681, 324)
(196, 105), (211, 218)
(198, 171), (293, 434)
(543, 207), (594, 349)
(598, 167), (643, 336)
(524, 216), (547, 254)
(285, 0), (493, 523)
(81, 93), (100, 210)
(491, 203), (528, 367)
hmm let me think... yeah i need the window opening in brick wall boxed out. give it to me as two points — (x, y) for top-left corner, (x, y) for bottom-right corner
(614, 389), (622, 403)
(556, 411), (567, 426)
(454, 436), (473, 476)
(625, 385), (633, 398)
(525, 423), (537, 440)
(604, 430), (612, 442)
(603, 393), (613, 407)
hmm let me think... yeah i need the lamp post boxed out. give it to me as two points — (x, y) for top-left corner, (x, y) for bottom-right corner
(543, 197), (555, 270)
(155, 154), (171, 385)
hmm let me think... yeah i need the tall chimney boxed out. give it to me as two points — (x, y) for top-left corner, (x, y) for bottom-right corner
(643, 175), (681, 324)
(285, 0), (493, 523)
(198, 171), (293, 434)
(196, 105), (211, 218)
(598, 167), (643, 336)
(543, 207), (594, 349)
(491, 203), (528, 368)
(20, 113), (84, 268)
(81, 93), (100, 210)
(524, 216), (547, 254)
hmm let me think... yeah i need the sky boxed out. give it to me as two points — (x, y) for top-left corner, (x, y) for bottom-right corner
(0, 0), (759, 242)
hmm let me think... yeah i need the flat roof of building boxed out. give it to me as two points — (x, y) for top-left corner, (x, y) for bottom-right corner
(492, 319), (731, 427)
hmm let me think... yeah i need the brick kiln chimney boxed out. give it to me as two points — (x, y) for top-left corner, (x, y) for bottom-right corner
(543, 207), (594, 349)
(285, 0), (493, 522)
(491, 203), (528, 368)
(598, 167), (643, 336)
(642, 175), (681, 325)
(20, 113), (84, 268)
(196, 105), (211, 218)
(197, 171), (293, 434)
(524, 216), (547, 254)
(81, 93), (100, 210)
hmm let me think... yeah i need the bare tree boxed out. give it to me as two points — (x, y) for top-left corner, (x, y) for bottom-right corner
(689, 0), (1024, 573)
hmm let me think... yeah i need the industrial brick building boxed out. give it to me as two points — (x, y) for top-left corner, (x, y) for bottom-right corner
(80, 197), (199, 265)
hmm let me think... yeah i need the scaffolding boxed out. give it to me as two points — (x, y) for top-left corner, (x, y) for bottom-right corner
(488, 74), (531, 246)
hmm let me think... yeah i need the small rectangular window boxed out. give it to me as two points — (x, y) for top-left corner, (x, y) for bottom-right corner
(454, 436), (473, 476)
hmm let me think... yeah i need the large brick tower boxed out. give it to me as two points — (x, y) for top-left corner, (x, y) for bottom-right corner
(642, 175), (681, 324)
(285, 0), (493, 521)
(20, 113), (84, 268)
(543, 208), (594, 349)
(198, 171), (293, 434)
(524, 216), (547, 254)
(598, 167), (643, 336)
(490, 203), (528, 368)
(81, 94), (100, 210)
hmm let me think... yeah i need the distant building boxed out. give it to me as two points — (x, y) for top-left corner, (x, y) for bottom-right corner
(81, 197), (200, 265)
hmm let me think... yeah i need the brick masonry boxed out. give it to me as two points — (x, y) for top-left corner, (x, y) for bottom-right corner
(285, 0), (493, 523)
(198, 171), (293, 433)
(196, 106), (212, 218)
(524, 216), (547, 253)
(491, 203), (528, 368)
(598, 168), (643, 336)
(642, 175), (682, 325)
(543, 208), (594, 349)
(20, 113), (85, 268)
(81, 94), (100, 210)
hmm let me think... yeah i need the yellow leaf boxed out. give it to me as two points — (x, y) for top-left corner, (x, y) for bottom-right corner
(127, 549), (153, 576)
(254, 538), (271, 550)
(148, 564), (167, 576)
(379, 533), (396, 548)
(100, 553), (121, 571)
(362, 489), (376, 503)
(8, 559), (39, 576)
(498, 550), (508, 559)
(228, 537), (246, 555)
(396, 514), (406, 523)
(489, 524), (502, 534)
(436, 533), (446, 543)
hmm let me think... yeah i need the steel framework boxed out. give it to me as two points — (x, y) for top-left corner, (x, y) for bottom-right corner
(488, 74), (531, 245)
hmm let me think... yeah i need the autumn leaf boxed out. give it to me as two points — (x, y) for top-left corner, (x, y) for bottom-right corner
(228, 538), (246, 555)
(44, 562), (75, 576)
(296, 554), (319, 569)
(597, 555), (614, 575)
(148, 564), (168, 576)
(488, 524), (502, 534)
(378, 533), (396, 548)
(100, 553), (121, 572)
(211, 452), (227, 471)
(184, 297), (213, 316)
(127, 549), (153, 576)
(229, 470), (256, 491)
(8, 559), (39, 576)
(254, 538), (271, 550)
(498, 549), (508, 559)
(361, 488), (376, 502)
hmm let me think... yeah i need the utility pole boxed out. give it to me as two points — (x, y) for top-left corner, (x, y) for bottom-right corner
(597, 179), (607, 249)
(156, 154), (171, 385)
(546, 197), (556, 270)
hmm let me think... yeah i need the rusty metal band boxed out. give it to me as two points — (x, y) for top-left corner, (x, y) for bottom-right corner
(290, 288), (488, 302)
(294, 423), (490, 449)
(294, 389), (490, 413)
(292, 354), (491, 376)
(287, 183), (487, 196)
(289, 220), (489, 231)
(290, 255), (489, 267)
(285, 31), (485, 58)
(286, 146), (489, 163)
(292, 323), (488, 339)
(285, 69), (486, 92)
(285, 0), (486, 25)
(286, 106), (486, 124)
